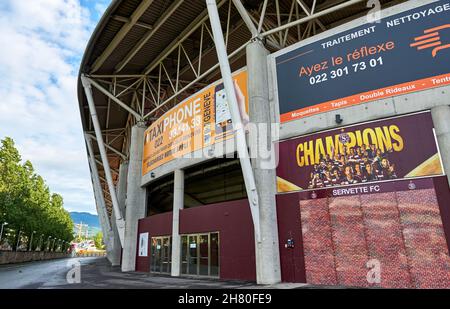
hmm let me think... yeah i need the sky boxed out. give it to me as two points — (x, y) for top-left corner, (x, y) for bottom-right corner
(0, 0), (111, 214)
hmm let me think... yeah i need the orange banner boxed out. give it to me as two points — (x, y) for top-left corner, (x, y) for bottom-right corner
(142, 70), (248, 175)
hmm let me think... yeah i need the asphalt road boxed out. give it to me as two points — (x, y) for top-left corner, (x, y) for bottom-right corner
(0, 257), (318, 289)
(0, 257), (261, 289)
(0, 257), (99, 289)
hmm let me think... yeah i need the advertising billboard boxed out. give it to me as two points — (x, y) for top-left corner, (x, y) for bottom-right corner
(273, 1), (450, 123)
(142, 70), (248, 175)
(276, 112), (443, 194)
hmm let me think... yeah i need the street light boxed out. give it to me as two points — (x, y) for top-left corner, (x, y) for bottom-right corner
(0, 222), (8, 243)
(38, 234), (44, 251)
(28, 231), (36, 251)
(51, 238), (56, 251)
(16, 230), (22, 251)
(46, 236), (52, 252)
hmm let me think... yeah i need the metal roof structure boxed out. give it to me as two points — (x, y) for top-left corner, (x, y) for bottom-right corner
(77, 0), (406, 216)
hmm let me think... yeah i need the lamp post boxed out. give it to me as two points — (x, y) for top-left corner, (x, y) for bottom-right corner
(16, 230), (22, 251)
(38, 234), (43, 251)
(51, 238), (56, 252)
(0, 222), (8, 243)
(46, 236), (52, 252)
(28, 231), (36, 251)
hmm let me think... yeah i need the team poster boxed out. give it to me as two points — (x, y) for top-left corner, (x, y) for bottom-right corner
(276, 112), (443, 193)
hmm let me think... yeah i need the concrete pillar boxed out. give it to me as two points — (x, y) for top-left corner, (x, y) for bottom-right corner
(171, 169), (184, 276)
(85, 136), (114, 262)
(82, 76), (125, 245)
(121, 123), (147, 272)
(431, 105), (450, 185)
(111, 161), (129, 266)
(246, 39), (282, 284)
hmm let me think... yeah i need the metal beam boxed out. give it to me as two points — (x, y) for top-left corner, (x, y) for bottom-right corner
(143, 40), (248, 119)
(111, 15), (154, 30)
(85, 138), (112, 239)
(206, 0), (261, 242)
(90, 0), (155, 73)
(296, 0), (326, 31)
(87, 76), (142, 120)
(81, 75), (125, 245)
(115, 0), (185, 73)
(89, 134), (127, 160)
(231, 0), (258, 36)
(261, 0), (365, 38)
(142, 0), (228, 76)
(94, 159), (120, 176)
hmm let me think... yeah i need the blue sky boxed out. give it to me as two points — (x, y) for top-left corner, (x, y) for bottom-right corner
(0, 0), (111, 214)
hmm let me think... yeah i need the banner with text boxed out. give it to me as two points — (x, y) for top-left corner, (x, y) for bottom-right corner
(276, 112), (443, 193)
(142, 70), (248, 175)
(274, 1), (450, 122)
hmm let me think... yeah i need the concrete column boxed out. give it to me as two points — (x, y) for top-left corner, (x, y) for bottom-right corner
(121, 123), (147, 272)
(82, 76), (125, 244)
(246, 39), (281, 284)
(171, 169), (184, 276)
(85, 136), (114, 262)
(111, 161), (129, 266)
(431, 105), (450, 185)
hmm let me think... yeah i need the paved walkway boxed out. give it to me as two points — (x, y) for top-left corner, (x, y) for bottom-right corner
(0, 257), (330, 289)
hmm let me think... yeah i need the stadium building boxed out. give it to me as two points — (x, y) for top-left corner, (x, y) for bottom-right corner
(77, 0), (450, 287)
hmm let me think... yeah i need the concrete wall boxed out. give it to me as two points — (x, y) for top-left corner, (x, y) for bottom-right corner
(0, 251), (69, 265)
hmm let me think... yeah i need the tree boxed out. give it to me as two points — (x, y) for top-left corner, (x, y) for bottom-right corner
(94, 232), (104, 250)
(0, 137), (74, 250)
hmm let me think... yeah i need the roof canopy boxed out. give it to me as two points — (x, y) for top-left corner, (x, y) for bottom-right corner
(77, 0), (405, 214)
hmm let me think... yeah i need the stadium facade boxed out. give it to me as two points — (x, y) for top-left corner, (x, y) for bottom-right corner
(78, 0), (450, 287)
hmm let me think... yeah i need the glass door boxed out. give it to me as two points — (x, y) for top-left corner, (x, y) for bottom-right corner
(210, 233), (219, 277)
(150, 236), (171, 274)
(161, 237), (171, 273)
(180, 232), (219, 278)
(188, 235), (198, 275)
(199, 235), (209, 276)
(181, 235), (188, 274)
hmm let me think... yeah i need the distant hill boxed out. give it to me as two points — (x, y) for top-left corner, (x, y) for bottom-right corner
(70, 212), (100, 228)
(70, 212), (101, 238)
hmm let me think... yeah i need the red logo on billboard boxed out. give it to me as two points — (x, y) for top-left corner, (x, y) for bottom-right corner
(410, 24), (450, 57)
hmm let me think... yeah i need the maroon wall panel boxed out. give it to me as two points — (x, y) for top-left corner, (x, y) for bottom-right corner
(179, 199), (255, 281)
(360, 192), (412, 288)
(329, 196), (369, 287)
(397, 189), (450, 288)
(276, 177), (450, 288)
(276, 194), (307, 283)
(136, 212), (173, 272)
(300, 198), (337, 285)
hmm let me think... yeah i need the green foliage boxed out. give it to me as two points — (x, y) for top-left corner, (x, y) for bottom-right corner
(0, 137), (73, 249)
(94, 232), (104, 250)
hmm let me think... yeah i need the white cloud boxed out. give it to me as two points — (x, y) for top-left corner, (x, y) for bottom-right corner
(0, 0), (109, 214)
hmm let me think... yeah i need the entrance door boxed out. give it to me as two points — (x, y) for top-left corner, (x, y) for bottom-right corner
(181, 232), (219, 277)
(150, 236), (171, 274)
(188, 235), (198, 275)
